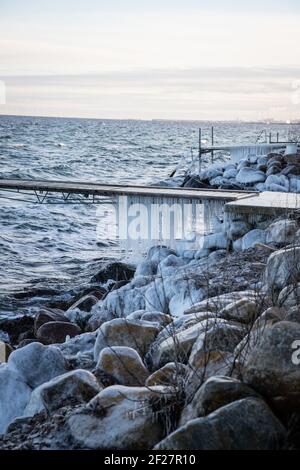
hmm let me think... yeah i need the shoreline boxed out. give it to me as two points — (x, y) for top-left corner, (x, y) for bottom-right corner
(1, 148), (300, 449)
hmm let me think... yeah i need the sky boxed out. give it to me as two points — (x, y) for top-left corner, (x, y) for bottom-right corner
(0, 0), (300, 121)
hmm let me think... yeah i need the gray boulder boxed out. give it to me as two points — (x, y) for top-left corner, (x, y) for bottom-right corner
(236, 168), (266, 185)
(155, 398), (286, 450)
(8, 342), (69, 389)
(264, 247), (300, 291)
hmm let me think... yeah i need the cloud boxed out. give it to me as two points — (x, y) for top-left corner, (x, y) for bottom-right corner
(1, 66), (300, 120)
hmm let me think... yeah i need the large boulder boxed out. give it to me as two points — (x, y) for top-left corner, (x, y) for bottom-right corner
(242, 321), (300, 411)
(236, 168), (266, 185)
(146, 362), (187, 387)
(239, 229), (266, 250)
(219, 298), (258, 323)
(266, 219), (298, 245)
(188, 321), (245, 370)
(91, 261), (135, 284)
(184, 291), (256, 315)
(264, 247), (300, 291)
(34, 309), (69, 334)
(94, 318), (159, 362)
(8, 342), (69, 389)
(180, 376), (260, 425)
(36, 321), (81, 345)
(227, 221), (251, 241)
(155, 398), (286, 450)
(23, 370), (101, 417)
(149, 319), (223, 369)
(96, 347), (150, 386)
(0, 365), (32, 434)
(66, 385), (173, 449)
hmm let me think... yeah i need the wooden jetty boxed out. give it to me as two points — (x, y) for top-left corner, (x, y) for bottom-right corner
(0, 179), (257, 204)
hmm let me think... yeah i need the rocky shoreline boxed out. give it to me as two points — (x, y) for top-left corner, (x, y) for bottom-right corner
(1, 163), (300, 448)
(182, 150), (300, 192)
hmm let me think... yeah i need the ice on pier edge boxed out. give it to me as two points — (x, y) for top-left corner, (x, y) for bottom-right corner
(96, 195), (225, 259)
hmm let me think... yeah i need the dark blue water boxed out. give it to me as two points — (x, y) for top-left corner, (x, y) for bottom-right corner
(0, 115), (294, 315)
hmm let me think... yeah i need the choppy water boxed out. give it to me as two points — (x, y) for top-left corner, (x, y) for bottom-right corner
(0, 115), (295, 316)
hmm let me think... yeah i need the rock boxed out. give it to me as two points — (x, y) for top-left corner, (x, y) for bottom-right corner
(281, 165), (300, 176)
(134, 260), (157, 277)
(257, 163), (267, 172)
(227, 221), (250, 241)
(149, 319), (220, 369)
(201, 166), (223, 180)
(264, 247), (300, 291)
(180, 376), (259, 425)
(146, 362), (187, 387)
(127, 310), (172, 327)
(36, 322), (82, 345)
(0, 316), (34, 345)
(265, 174), (289, 191)
(184, 290), (256, 315)
(96, 347), (150, 386)
(146, 246), (176, 264)
(266, 165), (281, 176)
(242, 321), (300, 410)
(8, 342), (69, 389)
(17, 339), (38, 349)
(56, 332), (97, 361)
(94, 318), (159, 362)
(67, 294), (99, 313)
(86, 309), (117, 331)
(154, 397), (286, 450)
(285, 305), (300, 323)
(239, 229), (266, 250)
(34, 309), (70, 334)
(265, 219), (298, 245)
(23, 370), (101, 417)
(202, 232), (228, 251)
(67, 385), (172, 449)
(188, 321), (245, 369)
(0, 366), (32, 434)
(91, 262), (135, 284)
(183, 176), (209, 188)
(223, 168), (237, 179)
(236, 168), (266, 185)
(219, 298), (258, 323)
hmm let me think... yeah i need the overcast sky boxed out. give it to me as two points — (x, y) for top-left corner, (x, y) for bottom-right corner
(1, 0), (300, 120)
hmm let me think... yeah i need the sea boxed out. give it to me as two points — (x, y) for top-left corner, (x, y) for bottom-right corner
(0, 115), (295, 317)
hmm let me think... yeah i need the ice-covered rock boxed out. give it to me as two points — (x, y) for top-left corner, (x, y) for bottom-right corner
(94, 318), (159, 362)
(265, 174), (289, 191)
(184, 290), (256, 315)
(134, 260), (157, 277)
(239, 229), (266, 250)
(97, 346), (150, 386)
(264, 247), (300, 291)
(67, 385), (172, 449)
(202, 233), (228, 251)
(155, 398), (286, 450)
(34, 309), (69, 334)
(226, 221), (251, 241)
(23, 369), (101, 417)
(56, 332), (97, 360)
(8, 342), (69, 389)
(266, 219), (298, 245)
(0, 365), (32, 434)
(223, 168), (238, 179)
(278, 283), (300, 308)
(236, 168), (266, 185)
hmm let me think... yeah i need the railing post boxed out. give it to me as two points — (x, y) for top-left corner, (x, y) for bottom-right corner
(198, 128), (202, 174)
(211, 126), (214, 163)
